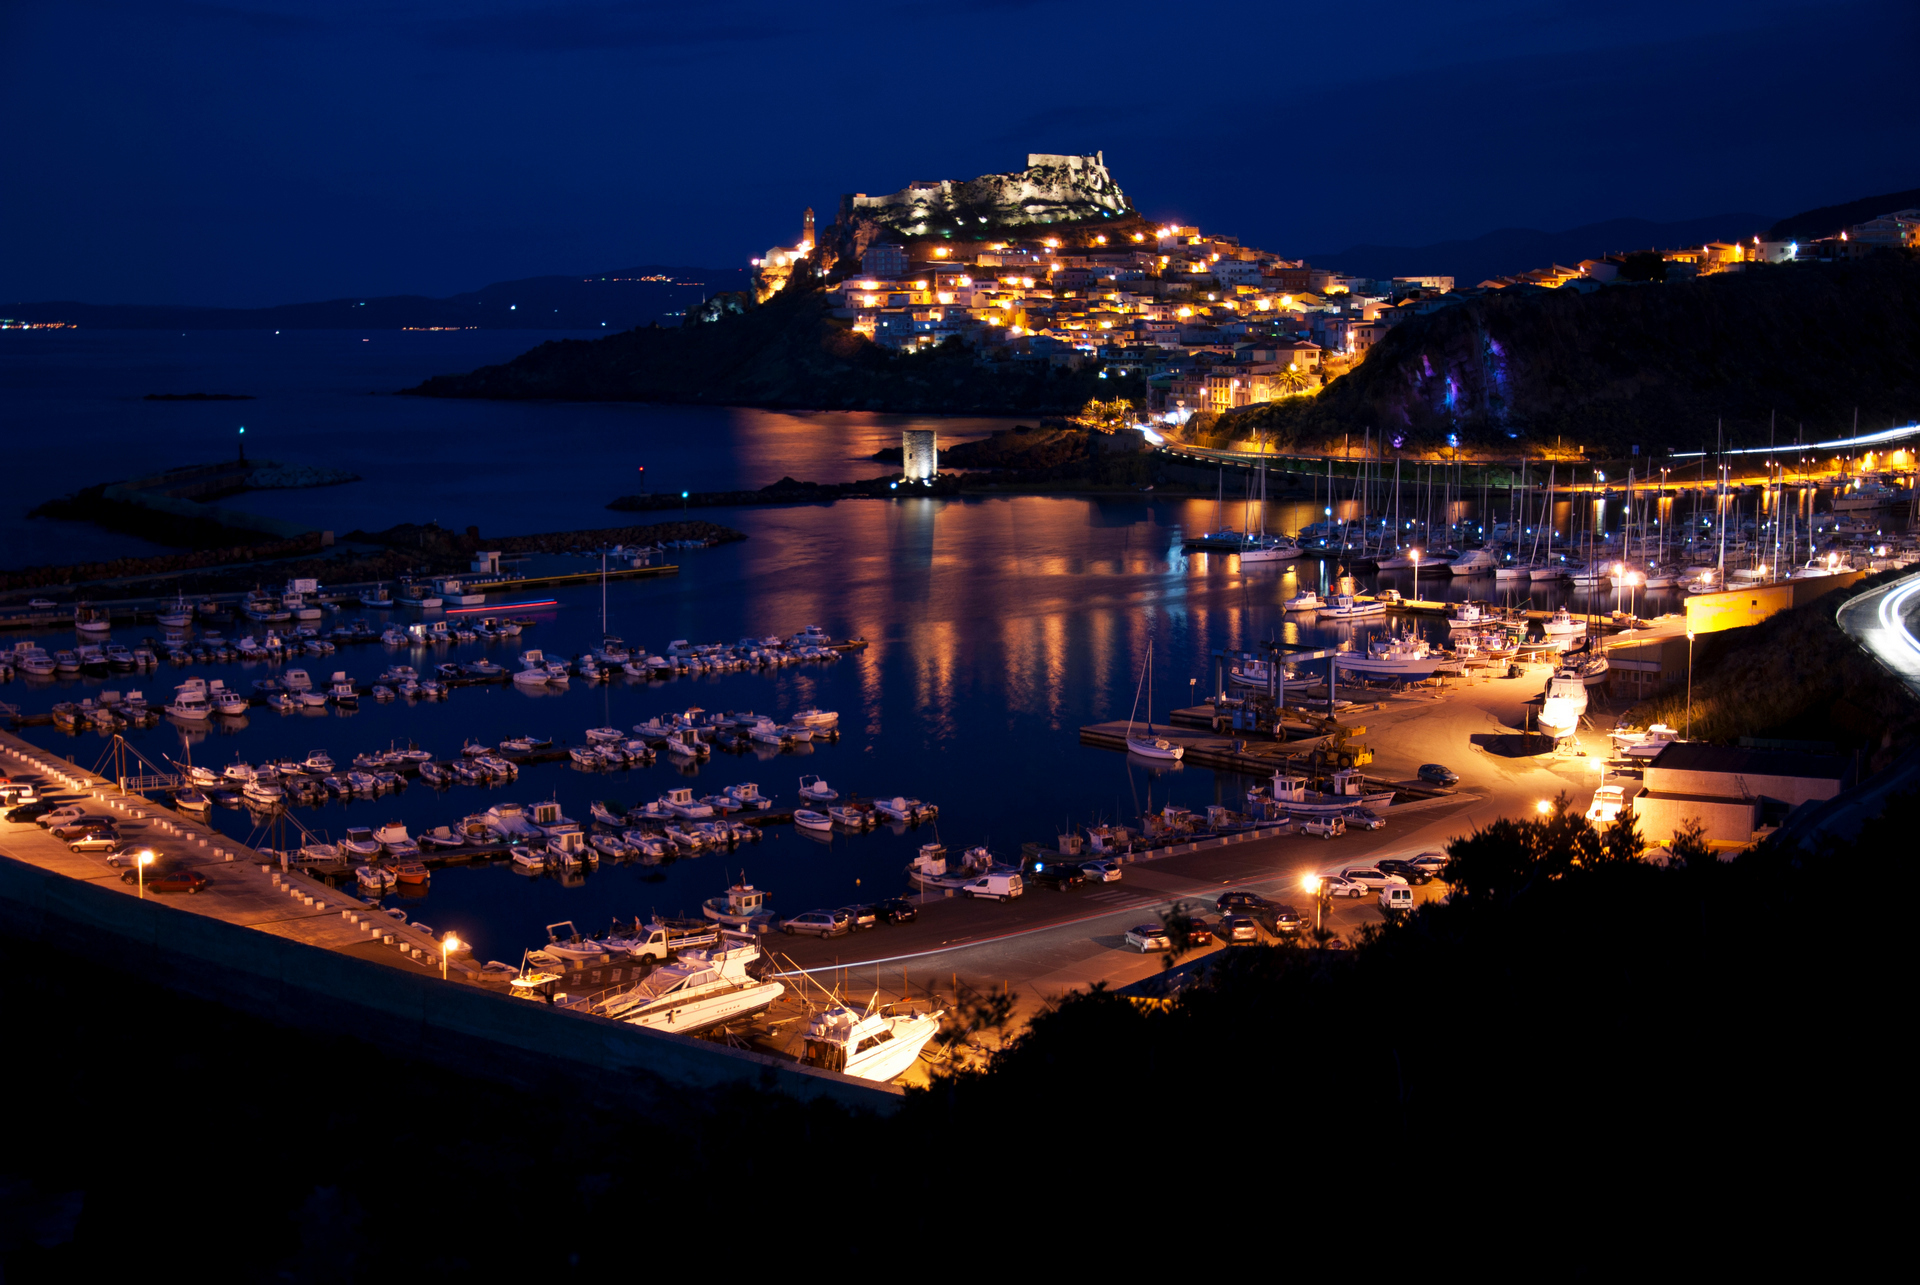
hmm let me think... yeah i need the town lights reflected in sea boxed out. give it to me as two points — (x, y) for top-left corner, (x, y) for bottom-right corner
(9, 492), (1635, 961)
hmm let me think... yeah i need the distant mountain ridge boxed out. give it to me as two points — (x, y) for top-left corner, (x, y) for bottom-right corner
(0, 265), (754, 331)
(1766, 187), (1920, 243)
(1311, 214), (1772, 286)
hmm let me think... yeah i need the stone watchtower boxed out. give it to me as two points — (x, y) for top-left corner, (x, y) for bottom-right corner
(803, 207), (815, 249)
(902, 429), (938, 481)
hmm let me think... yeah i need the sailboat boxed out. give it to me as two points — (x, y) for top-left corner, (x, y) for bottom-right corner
(1126, 640), (1184, 760)
(1239, 448), (1303, 563)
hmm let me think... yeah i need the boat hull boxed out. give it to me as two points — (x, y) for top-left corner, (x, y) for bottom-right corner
(624, 980), (784, 1034)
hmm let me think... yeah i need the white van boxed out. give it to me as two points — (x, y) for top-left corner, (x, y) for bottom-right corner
(1379, 886), (1414, 913)
(963, 872), (1024, 902)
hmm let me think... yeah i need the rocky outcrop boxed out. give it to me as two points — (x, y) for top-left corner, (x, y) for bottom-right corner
(1222, 255), (1920, 455)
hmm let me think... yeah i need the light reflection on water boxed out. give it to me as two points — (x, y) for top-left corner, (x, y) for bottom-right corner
(9, 493), (1660, 961)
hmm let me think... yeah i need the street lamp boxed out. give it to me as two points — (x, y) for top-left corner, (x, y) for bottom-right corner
(1685, 630), (1696, 738)
(1411, 548), (1422, 601)
(1301, 873), (1325, 934)
(442, 933), (461, 980)
(135, 849), (154, 899)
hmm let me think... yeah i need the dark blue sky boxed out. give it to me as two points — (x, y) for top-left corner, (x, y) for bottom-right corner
(4, 0), (1912, 306)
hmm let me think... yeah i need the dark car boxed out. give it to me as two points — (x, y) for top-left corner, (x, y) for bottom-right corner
(1182, 915), (1215, 947)
(120, 865), (209, 894)
(1216, 890), (1277, 917)
(50, 816), (118, 840)
(1417, 764), (1459, 786)
(868, 897), (918, 924)
(837, 904), (878, 931)
(5, 800), (61, 824)
(1027, 861), (1087, 891)
(1263, 903), (1303, 934)
(1377, 858), (1432, 886)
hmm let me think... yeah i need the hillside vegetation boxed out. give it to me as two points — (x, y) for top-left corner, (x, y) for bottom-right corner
(1222, 255), (1920, 455)
(403, 285), (1139, 415)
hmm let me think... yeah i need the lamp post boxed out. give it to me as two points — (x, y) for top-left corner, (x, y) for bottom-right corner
(1411, 548), (1422, 602)
(135, 849), (154, 899)
(1302, 873), (1325, 934)
(442, 933), (461, 981)
(1685, 629), (1696, 738)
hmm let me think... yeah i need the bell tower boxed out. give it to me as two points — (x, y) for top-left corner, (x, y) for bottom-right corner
(802, 207), (815, 250)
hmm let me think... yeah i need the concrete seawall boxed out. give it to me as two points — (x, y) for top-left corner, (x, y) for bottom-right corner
(0, 852), (902, 1116)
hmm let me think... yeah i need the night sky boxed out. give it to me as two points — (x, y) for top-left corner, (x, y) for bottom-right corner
(4, 0), (1913, 307)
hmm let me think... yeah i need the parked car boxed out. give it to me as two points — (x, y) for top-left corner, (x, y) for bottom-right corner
(1343, 809), (1386, 831)
(1338, 865), (1410, 891)
(1216, 890), (1278, 917)
(1408, 852), (1451, 877)
(1380, 886), (1415, 913)
(119, 866), (209, 894)
(1376, 858), (1431, 886)
(1080, 859), (1123, 883)
(781, 909), (851, 938)
(37, 805), (90, 829)
(836, 904), (878, 931)
(0, 784), (39, 806)
(1219, 914), (1260, 944)
(68, 832), (123, 853)
(1264, 903), (1303, 934)
(1026, 862), (1086, 891)
(962, 872), (1024, 902)
(1315, 874), (1369, 899)
(1124, 923), (1171, 953)
(1417, 764), (1459, 785)
(5, 800), (62, 824)
(1183, 916), (1215, 947)
(868, 897), (918, 924)
(50, 817), (118, 840)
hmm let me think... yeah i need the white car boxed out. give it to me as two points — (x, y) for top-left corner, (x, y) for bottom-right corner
(1124, 924), (1171, 952)
(1338, 865), (1410, 891)
(1586, 785), (1626, 825)
(1080, 859), (1122, 883)
(37, 805), (87, 830)
(1316, 874), (1369, 899)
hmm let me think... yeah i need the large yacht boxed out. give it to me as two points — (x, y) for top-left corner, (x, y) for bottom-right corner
(798, 1002), (945, 1083)
(562, 937), (784, 1035)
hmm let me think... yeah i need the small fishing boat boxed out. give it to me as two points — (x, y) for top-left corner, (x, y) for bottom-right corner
(794, 809), (833, 831)
(701, 882), (772, 928)
(341, 827), (382, 857)
(509, 847), (546, 871)
(724, 782), (772, 811)
(355, 864), (395, 892)
(827, 804), (871, 829)
(797, 775), (838, 803)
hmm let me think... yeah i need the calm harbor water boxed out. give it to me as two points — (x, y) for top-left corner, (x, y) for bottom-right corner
(2, 330), (1663, 961)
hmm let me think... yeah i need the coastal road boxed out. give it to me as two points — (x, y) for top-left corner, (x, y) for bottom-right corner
(1835, 570), (1920, 697)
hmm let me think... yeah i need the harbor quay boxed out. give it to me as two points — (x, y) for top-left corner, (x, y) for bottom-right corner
(0, 727), (900, 1112)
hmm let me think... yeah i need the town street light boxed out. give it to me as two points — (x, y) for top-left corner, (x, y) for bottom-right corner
(135, 849), (154, 899)
(1301, 873), (1326, 934)
(442, 933), (461, 981)
(1685, 630), (1696, 738)
(1411, 548), (1422, 601)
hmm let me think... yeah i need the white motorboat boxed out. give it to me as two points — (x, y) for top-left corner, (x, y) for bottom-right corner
(1445, 601), (1492, 629)
(397, 580), (443, 609)
(359, 583), (394, 609)
(584, 726), (624, 744)
(1339, 634), (1444, 680)
(1447, 548), (1498, 576)
(1238, 537), (1303, 564)
(794, 808), (833, 831)
(373, 821), (419, 858)
(485, 801), (544, 840)
(340, 826), (382, 857)
(1316, 593), (1387, 621)
(827, 803), (871, 828)
(242, 778), (284, 805)
(1542, 607), (1586, 639)
(210, 682), (249, 716)
(797, 775), (838, 803)
(575, 937), (784, 1034)
(355, 865), (395, 892)
(798, 1003), (944, 1082)
(724, 782), (772, 810)
(1536, 668), (1589, 739)
(1611, 723), (1679, 758)
(174, 787), (210, 812)
(329, 673), (358, 705)
(155, 595), (194, 629)
(664, 728), (709, 759)
(873, 796), (930, 822)
(1282, 589), (1325, 612)
(166, 681), (212, 721)
(790, 707), (839, 728)
(658, 787), (713, 819)
(73, 603), (112, 635)
(282, 669), (314, 691)
(510, 847), (546, 871)
(543, 921), (611, 963)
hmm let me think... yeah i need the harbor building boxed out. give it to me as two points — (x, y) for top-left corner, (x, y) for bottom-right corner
(1632, 742), (1849, 847)
(903, 429), (938, 481)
